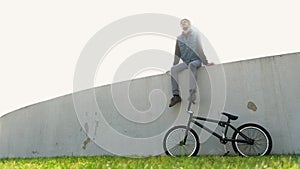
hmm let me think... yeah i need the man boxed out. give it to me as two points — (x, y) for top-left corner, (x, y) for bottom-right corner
(169, 19), (213, 107)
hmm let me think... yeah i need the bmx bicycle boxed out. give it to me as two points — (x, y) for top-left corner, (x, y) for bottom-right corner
(163, 96), (272, 157)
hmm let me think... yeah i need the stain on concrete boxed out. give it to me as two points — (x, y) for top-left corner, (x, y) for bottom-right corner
(247, 101), (257, 111)
(32, 151), (39, 154)
(84, 122), (89, 133)
(82, 137), (90, 150)
(94, 120), (99, 137)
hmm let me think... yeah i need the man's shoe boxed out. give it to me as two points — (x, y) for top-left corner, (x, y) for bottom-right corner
(169, 95), (181, 107)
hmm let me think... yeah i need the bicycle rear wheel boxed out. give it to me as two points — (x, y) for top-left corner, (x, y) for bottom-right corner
(163, 126), (200, 156)
(232, 123), (272, 156)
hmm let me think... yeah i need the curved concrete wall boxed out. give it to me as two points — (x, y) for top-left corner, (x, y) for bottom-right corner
(0, 52), (299, 157)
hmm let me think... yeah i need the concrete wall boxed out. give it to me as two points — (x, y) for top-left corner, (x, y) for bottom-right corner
(0, 52), (299, 158)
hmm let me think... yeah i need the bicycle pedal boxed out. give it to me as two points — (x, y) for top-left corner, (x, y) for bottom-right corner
(223, 144), (229, 156)
(223, 151), (230, 156)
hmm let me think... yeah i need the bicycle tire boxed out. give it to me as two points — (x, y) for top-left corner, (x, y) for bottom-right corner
(163, 125), (200, 156)
(232, 123), (272, 156)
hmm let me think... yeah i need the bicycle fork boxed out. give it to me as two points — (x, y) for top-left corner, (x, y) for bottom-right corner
(182, 111), (194, 145)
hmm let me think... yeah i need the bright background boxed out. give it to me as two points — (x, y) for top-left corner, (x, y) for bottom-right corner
(0, 0), (299, 116)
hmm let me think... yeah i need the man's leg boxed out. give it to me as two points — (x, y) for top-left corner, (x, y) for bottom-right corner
(171, 63), (188, 96)
(169, 63), (187, 107)
(188, 60), (202, 103)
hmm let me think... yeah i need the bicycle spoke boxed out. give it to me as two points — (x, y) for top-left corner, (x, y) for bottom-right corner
(164, 126), (198, 156)
(235, 126), (270, 156)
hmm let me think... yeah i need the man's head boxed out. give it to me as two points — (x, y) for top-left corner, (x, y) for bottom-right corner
(180, 19), (191, 31)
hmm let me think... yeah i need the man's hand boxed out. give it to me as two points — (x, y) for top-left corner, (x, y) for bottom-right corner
(206, 62), (215, 66)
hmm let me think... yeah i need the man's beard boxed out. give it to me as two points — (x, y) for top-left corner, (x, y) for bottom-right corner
(182, 27), (190, 31)
(183, 26), (191, 34)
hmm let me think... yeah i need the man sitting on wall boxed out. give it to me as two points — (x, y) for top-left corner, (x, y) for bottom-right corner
(169, 18), (214, 107)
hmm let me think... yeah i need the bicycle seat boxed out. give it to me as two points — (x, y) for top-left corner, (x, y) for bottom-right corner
(222, 112), (238, 120)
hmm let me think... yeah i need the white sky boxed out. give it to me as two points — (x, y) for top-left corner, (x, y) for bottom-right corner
(0, 0), (300, 116)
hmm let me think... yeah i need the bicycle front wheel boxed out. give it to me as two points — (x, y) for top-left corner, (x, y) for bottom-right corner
(163, 126), (200, 156)
(232, 123), (272, 156)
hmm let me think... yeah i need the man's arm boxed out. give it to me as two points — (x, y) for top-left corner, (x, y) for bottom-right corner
(196, 34), (208, 65)
(173, 40), (181, 65)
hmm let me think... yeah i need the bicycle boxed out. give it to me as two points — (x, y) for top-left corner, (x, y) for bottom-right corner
(163, 96), (272, 157)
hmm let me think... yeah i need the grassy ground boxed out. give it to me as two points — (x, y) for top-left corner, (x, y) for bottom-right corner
(0, 155), (299, 169)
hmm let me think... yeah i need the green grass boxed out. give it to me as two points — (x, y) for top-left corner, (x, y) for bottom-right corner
(0, 155), (299, 169)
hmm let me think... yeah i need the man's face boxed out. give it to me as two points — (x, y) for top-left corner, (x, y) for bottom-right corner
(180, 20), (190, 30)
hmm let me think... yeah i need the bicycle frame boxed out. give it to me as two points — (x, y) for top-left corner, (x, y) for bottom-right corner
(191, 115), (253, 144)
(183, 101), (253, 145)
